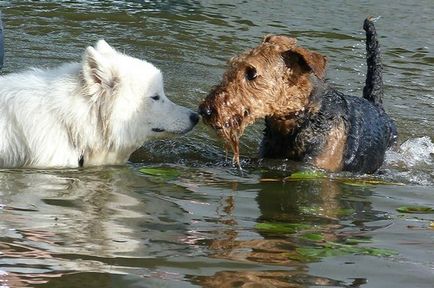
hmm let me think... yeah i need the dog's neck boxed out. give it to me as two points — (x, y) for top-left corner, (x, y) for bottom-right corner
(264, 110), (307, 135)
(265, 79), (327, 135)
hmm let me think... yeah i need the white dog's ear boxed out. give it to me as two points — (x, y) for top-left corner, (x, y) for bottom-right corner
(82, 46), (118, 94)
(95, 39), (117, 56)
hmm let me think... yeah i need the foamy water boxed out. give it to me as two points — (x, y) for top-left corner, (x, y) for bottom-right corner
(384, 137), (434, 185)
(385, 136), (434, 167)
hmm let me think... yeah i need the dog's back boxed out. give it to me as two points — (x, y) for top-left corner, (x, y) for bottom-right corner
(343, 94), (396, 173)
(319, 88), (397, 173)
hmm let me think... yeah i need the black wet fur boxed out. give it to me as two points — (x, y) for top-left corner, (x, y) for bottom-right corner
(363, 17), (383, 105)
(260, 18), (397, 174)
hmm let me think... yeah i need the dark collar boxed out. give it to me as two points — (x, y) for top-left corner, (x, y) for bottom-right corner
(78, 155), (84, 167)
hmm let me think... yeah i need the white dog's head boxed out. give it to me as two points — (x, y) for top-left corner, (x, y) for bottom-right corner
(80, 40), (199, 151)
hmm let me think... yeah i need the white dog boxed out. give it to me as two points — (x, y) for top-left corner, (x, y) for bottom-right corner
(0, 40), (199, 168)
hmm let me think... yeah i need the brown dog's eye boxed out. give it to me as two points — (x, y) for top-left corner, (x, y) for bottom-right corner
(245, 66), (257, 81)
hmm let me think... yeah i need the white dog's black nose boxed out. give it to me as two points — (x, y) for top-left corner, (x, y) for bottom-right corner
(190, 112), (199, 125)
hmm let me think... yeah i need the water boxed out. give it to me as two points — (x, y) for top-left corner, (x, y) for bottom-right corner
(0, 0), (433, 287)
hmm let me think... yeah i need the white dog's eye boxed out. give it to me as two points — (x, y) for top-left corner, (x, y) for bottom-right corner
(151, 95), (160, 101)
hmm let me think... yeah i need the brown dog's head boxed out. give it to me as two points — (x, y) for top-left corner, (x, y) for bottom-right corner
(199, 35), (327, 165)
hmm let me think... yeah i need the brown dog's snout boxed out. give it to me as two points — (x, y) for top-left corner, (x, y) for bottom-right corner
(198, 103), (213, 118)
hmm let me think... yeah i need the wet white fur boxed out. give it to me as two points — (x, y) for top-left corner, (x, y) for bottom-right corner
(0, 40), (196, 168)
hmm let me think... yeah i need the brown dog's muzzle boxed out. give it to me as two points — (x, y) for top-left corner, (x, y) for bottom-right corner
(198, 87), (228, 130)
(199, 93), (244, 131)
(198, 101), (222, 131)
(198, 101), (214, 124)
(198, 89), (250, 168)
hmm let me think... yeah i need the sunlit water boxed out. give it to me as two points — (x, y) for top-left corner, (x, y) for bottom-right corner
(0, 1), (433, 287)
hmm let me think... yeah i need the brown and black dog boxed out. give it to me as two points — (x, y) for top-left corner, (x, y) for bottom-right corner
(199, 18), (397, 173)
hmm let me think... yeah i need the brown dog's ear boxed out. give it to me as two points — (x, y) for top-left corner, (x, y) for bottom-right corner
(284, 47), (327, 79)
(263, 34), (297, 51)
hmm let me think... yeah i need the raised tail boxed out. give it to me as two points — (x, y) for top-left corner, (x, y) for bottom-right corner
(0, 12), (4, 69)
(363, 16), (384, 105)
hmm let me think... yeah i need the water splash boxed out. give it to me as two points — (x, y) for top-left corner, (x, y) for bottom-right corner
(385, 136), (434, 168)
(383, 137), (434, 185)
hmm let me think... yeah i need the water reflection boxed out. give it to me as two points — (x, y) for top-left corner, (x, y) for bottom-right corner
(193, 270), (345, 288)
(0, 163), (430, 286)
(174, 169), (392, 287)
(0, 168), (146, 285)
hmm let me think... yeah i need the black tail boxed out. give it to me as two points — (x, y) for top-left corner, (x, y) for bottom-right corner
(363, 17), (383, 105)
